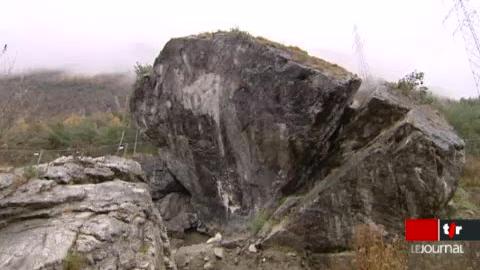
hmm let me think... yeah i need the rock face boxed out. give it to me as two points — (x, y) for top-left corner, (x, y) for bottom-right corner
(0, 156), (176, 270)
(131, 31), (361, 229)
(130, 31), (464, 250)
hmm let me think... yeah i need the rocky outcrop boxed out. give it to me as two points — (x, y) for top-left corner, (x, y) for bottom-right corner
(130, 31), (464, 251)
(131, 31), (361, 230)
(0, 156), (176, 270)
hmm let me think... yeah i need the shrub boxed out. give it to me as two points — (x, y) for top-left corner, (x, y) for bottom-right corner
(353, 223), (407, 270)
(134, 62), (153, 77)
(389, 71), (434, 104)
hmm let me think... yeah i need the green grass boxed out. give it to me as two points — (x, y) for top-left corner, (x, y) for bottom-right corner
(63, 251), (86, 270)
(461, 156), (480, 188)
(448, 186), (480, 218)
(434, 98), (480, 155)
(248, 210), (269, 234)
(22, 165), (38, 180)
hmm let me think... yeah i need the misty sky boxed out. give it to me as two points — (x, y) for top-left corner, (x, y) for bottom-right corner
(1, 0), (479, 98)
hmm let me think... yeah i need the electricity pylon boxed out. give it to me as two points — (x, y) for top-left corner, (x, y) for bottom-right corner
(353, 25), (371, 87)
(445, 0), (480, 96)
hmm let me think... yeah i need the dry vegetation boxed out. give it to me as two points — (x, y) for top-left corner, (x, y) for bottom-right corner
(0, 112), (157, 166)
(0, 70), (133, 131)
(0, 70), (156, 166)
(434, 97), (480, 219)
(353, 224), (407, 270)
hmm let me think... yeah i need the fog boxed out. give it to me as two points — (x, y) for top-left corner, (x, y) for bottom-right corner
(0, 0), (478, 98)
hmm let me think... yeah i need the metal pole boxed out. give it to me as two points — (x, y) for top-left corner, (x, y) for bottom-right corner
(123, 143), (128, 157)
(36, 150), (44, 178)
(133, 129), (139, 156)
(116, 130), (125, 155)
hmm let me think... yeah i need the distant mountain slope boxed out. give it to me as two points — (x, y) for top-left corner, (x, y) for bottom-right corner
(0, 70), (133, 129)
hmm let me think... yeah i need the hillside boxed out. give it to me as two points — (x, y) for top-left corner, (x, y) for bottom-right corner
(0, 70), (133, 130)
(0, 70), (157, 166)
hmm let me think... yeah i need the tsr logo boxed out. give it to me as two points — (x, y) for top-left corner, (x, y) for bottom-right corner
(443, 222), (462, 239)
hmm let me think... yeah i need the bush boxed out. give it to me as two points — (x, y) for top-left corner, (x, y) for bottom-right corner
(389, 71), (434, 105)
(134, 62), (153, 77)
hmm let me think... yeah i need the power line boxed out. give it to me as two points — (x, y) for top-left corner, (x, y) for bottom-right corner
(445, 0), (480, 97)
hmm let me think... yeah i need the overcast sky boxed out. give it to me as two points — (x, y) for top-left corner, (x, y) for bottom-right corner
(0, 0), (479, 98)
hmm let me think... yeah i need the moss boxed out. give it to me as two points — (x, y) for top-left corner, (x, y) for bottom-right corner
(63, 251), (87, 270)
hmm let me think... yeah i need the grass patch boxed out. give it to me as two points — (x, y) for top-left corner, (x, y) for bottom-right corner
(22, 165), (38, 180)
(434, 98), (480, 155)
(460, 156), (480, 188)
(0, 112), (157, 166)
(452, 187), (478, 211)
(448, 185), (480, 219)
(63, 250), (87, 270)
(249, 210), (269, 234)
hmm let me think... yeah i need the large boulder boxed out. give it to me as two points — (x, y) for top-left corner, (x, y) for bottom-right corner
(261, 87), (465, 251)
(130, 31), (361, 228)
(0, 156), (176, 270)
(130, 30), (464, 251)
